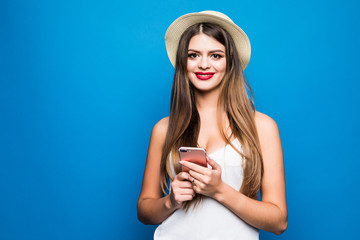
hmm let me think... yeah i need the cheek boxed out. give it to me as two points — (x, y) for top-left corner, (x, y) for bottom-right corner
(187, 60), (197, 71)
(214, 61), (226, 73)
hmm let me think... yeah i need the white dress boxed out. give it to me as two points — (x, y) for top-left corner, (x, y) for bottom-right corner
(154, 139), (259, 240)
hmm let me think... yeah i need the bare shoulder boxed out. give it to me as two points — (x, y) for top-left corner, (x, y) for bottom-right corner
(255, 111), (280, 145)
(254, 111), (279, 138)
(151, 116), (169, 143)
(254, 111), (278, 129)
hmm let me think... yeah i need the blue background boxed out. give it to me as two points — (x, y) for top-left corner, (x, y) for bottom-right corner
(1, 0), (359, 239)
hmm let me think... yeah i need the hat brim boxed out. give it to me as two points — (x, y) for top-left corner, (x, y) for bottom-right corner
(165, 12), (251, 70)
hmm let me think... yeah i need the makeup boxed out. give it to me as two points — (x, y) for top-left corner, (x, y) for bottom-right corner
(195, 72), (215, 80)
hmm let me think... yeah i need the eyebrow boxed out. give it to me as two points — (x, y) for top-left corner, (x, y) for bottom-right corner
(188, 49), (225, 53)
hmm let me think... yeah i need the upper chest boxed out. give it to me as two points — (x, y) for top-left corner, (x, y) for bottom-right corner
(197, 117), (232, 155)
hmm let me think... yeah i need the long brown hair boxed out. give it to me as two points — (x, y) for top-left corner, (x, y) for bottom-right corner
(160, 23), (263, 210)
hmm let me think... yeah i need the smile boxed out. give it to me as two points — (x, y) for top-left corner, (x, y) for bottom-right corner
(195, 72), (215, 80)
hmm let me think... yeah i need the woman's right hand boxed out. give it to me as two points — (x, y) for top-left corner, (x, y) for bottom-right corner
(166, 172), (195, 210)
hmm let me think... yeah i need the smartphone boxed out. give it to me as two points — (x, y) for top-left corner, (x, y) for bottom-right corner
(178, 147), (207, 172)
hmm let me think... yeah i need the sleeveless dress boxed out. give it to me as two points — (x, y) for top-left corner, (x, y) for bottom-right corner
(154, 139), (259, 240)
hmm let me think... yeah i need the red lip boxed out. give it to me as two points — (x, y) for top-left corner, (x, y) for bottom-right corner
(195, 72), (215, 80)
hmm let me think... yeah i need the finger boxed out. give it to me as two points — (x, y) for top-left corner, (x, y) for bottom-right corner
(180, 194), (195, 201)
(179, 188), (195, 195)
(172, 186), (194, 198)
(175, 171), (192, 181)
(173, 194), (191, 203)
(206, 156), (221, 170)
(193, 179), (205, 192)
(180, 160), (210, 175)
(175, 181), (194, 188)
(193, 184), (202, 194)
(189, 170), (206, 183)
(171, 179), (193, 189)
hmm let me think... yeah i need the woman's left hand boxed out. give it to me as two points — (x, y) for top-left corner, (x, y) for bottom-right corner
(180, 156), (224, 198)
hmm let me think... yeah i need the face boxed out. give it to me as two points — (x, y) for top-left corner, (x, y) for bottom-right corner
(187, 33), (226, 93)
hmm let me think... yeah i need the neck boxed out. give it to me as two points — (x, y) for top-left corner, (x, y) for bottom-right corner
(194, 86), (231, 142)
(194, 87), (222, 113)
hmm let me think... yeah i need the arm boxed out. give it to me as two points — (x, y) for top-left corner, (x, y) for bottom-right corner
(137, 117), (195, 225)
(182, 112), (287, 234)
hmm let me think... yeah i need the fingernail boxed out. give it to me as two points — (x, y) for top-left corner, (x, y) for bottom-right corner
(179, 161), (183, 164)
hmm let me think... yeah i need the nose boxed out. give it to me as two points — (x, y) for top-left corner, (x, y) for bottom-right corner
(199, 56), (210, 70)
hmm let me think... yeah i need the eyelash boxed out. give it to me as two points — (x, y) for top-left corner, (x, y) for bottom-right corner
(187, 53), (224, 59)
(188, 53), (198, 58)
(212, 54), (222, 59)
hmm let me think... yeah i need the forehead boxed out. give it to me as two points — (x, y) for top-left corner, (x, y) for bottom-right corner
(188, 33), (225, 51)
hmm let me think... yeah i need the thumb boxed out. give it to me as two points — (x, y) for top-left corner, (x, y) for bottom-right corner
(176, 171), (191, 181)
(207, 156), (221, 170)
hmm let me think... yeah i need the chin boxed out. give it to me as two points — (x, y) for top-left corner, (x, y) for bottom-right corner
(191, 80), (221, 92)
(194, 84), (221, 93)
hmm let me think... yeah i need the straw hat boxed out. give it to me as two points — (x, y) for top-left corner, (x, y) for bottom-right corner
(165, 10), (251, 70)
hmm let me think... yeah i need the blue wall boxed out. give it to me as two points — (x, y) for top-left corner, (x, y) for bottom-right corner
(1, 0), (359, 239)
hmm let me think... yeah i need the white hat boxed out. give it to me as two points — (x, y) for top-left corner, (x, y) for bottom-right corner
(165, 10), (251, 70)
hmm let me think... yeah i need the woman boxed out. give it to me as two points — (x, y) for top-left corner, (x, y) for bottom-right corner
(137, 11), (287, 239)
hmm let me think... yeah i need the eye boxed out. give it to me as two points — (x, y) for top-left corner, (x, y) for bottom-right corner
(211, 54), (223, 59)
(188, 53), (198, 58)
